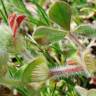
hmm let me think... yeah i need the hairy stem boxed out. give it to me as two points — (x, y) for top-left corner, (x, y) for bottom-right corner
(68, 32), (85, 50)
(49, 65), (85, 79)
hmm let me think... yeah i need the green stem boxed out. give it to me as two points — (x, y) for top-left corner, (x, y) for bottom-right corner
(0, 9), (8, 24)
(0, 0), (8, 18)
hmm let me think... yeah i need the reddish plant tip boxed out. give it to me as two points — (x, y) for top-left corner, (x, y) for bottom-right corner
(16, 15), (26, 26)
(8, 13), (16, 28)
(8, 13), (26, 38)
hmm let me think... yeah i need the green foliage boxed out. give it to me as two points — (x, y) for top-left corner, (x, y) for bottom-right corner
(29, 0), (49, 25)
(34, 26), (67, 45)
(0, 0), (96, 96)
(75, 24), (96, 37)
(49, 1), (72, 30)
(0, 0), (8, 23)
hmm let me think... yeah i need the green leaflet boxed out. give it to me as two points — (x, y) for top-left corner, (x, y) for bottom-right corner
(74, 24), (96, 37)
(22, 56), (49, 83)
(48, 1), (72, 31)
(33, 26), (67, 45)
